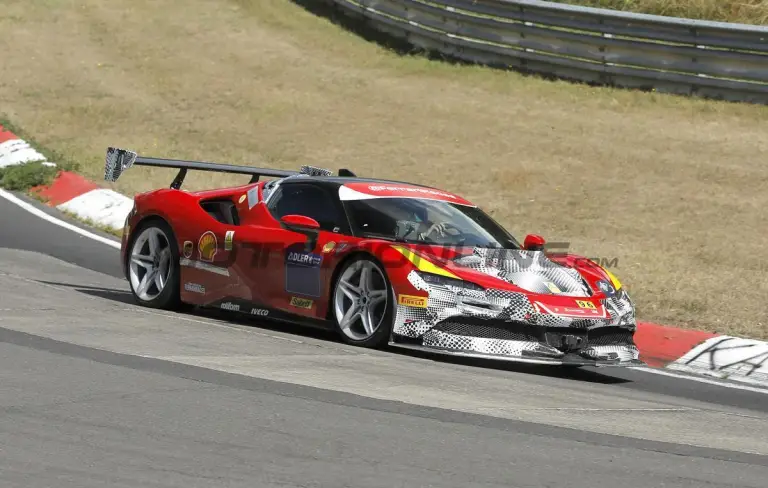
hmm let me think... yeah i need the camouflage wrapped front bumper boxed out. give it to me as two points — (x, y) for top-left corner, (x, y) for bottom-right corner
(391, 270), (642, 366)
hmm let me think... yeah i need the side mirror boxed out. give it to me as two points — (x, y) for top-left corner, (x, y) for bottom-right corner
(280, 214), (320, 231)
(280, 215), (320, 252)
(523, 234), (546, 251)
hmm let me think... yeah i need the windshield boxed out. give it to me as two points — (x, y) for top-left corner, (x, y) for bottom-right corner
(343, 198), (520, 249)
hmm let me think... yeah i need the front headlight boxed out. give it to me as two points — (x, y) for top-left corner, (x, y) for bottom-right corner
(416, 272), (484, 292)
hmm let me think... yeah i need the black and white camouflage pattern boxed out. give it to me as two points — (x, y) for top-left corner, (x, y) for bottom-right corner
(392, 248), (639, 363)
(104, 147), (137, 182)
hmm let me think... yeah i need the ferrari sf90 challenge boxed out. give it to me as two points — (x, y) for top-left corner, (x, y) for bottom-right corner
(107, 147), (642, 367)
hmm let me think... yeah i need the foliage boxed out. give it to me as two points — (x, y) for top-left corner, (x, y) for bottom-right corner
(0, 162), (58, 191)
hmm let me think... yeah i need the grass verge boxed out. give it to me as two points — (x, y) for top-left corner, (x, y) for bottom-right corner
(0, 0), (766, 338)
(0, 162), (58, 191)
(0, 117), (82, 191)
(557, 0), (768, 24)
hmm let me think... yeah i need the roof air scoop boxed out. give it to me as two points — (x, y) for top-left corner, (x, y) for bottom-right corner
(299, 165), (333, 177)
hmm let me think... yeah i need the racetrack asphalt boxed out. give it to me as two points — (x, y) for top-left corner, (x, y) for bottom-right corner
(1, 193), (767, 487)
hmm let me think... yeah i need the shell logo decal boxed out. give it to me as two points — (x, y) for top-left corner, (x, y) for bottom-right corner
(322, 241), (336, 253)
(198, 231), (218, 262)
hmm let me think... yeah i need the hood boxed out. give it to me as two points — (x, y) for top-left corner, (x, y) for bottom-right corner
(452, 248), (592, 297)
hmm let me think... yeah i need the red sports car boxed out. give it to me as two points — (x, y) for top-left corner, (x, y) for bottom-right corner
(107, 147), (642, 367)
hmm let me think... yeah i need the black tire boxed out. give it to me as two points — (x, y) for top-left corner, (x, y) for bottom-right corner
(331, 255), (394, 348)
(126, 219), (181, 310)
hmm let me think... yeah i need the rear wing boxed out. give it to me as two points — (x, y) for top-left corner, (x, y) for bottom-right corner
(104, 147), (355, 190)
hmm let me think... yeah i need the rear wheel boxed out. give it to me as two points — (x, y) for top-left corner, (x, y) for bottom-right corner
(332, 256), (393, 348)
(127, 220), (180, 309)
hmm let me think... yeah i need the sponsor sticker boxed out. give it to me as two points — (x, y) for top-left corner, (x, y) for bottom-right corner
(183, 241), (194, 259)
(179, 258), (231, 277)
(575, 300), (597, 310)
(285, 248), (323, 297)
(398, 294), (428, 308)
(596, 280), (615, 296)
(289, 296), (313, 309)
(198, 231), (217, 262)
(322, 241), (336, 253)
(367, 185), (457, 199)
(335, 242), (350, 253)
(533, 301), (606, 318)
(247, 187), (259, 209)
(238, 194), (247, 204)
(286, 251), (322, 267)
(220, 302), (240, 311)
(250, 308), (269, 316)
(184, 282), (206, 294)
(224, 230), (235, 251)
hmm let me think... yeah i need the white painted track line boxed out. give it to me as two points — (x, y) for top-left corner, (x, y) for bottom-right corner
(0, 188), (121, 249)
(629, 366), (768, 394)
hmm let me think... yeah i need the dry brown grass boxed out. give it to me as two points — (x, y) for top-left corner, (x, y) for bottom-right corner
(558, 0), (768, 24)
(1, 0), (767, 338)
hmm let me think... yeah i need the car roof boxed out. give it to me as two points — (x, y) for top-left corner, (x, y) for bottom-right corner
(278, 176), (433, 188)
(275, 175), (475, 207)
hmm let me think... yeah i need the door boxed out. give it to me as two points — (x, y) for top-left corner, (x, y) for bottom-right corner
(262, 182), (350, 317)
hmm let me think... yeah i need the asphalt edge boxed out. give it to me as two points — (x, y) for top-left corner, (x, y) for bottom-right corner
(1, 123), (766, 386)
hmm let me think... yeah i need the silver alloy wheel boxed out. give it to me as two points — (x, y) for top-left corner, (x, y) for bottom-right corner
(334, 260), (389, 341)
(129, 226), (173, 302)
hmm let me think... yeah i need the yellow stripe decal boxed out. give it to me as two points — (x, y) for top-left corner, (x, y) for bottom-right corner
(604, 268), (622, 291)
(391, 245), (460, 280)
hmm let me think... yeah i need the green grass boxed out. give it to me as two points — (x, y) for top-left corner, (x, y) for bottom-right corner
(0, 162), (58, 191)
(0, 117), (81, 176)
(0, 117), (81, 192)
(556, 0), (768, 24)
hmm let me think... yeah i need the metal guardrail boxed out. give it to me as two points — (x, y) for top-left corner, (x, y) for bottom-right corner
(328, 0), (768, 103)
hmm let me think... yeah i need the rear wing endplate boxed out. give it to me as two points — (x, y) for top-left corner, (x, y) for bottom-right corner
(104, 147), (349, 190)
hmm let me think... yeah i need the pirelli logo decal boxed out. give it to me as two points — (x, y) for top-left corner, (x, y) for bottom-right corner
(575, 300), (597, 310)
(398, 294), (428, 308)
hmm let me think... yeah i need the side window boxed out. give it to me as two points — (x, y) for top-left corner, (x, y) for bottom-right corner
(200, 199), (240, 226)
(268, 183), (347, 233)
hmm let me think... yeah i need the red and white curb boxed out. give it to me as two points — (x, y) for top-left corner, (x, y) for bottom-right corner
(33, 171), (134, 230)
(0, 124), (133, 231)
(0, 125), (50, 168)
(2, 124), (767, 388)
(666, 336), (768, 386)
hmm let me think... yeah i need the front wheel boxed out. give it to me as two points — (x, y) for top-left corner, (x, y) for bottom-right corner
(127, 220), (180, 309)
(332, 256), (393, 348)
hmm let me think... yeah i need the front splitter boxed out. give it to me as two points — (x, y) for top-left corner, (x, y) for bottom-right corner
(389, 342), (646, 367)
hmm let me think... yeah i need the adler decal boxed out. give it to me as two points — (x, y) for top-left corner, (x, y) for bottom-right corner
(285, 247), (323, 298)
